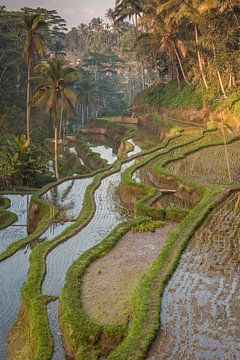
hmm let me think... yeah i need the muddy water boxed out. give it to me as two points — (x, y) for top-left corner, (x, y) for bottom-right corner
(42, 160), (136, 357)
(147, 191), (240, 360)
(0, 195), (31, 253)
(0, 248), (31, 359)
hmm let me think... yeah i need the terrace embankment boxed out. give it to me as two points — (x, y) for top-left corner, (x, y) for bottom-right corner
(82, 222), (177, 327)
(147, 190), (240, 359)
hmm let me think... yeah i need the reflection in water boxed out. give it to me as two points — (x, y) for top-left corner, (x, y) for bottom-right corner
(0, 179), (92, 357)
(127, 138), (142, 157)
(148, 191), (240, 360)
(0, 139), (141, 358)
(42, 178), (92, 221)
(42, 160), (136, 357)
(69, 147), (85, 165)
(83, 133), (120, 155)
(0, 194), (31, 253)
(47, 301), (66, 360)
(89, 144), (117, 164)
(38, 222), (71, 243)
(0, 248), (30, 359)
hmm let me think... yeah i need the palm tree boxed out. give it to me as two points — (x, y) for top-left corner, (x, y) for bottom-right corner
(31, 60), (79, 179)
(75, 78), (97, 123)
(157, 0), (210, 89)
(22, 12), (47, 140)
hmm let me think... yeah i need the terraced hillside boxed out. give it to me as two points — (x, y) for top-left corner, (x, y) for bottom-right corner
(1, 119), (240, 360)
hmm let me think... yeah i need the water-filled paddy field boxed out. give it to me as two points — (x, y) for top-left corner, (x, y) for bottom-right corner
(1, 121), (240, 360)
(148, 191), (240, 360)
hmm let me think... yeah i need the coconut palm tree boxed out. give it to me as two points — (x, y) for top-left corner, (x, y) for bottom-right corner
(22, 12), (47, 140)
(31, 60), (79, 179)
(157, 0), (210, 89)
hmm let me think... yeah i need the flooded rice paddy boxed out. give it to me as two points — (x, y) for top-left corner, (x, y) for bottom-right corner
(0, 135), (140, 358)
(0, 195), (31, 253)
(42, 177), (92, 221)
(0, 178), (92, 359)
(42, 160), (136, 357)
(0, 248), (31, 358)
(148, 191), (240, 359)
(2, 124), (240, 360)
(167, 140), (240, 186)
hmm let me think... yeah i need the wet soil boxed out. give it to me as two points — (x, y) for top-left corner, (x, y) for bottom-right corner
(167, 140), (240, 186)
(82, 223), (177, 326)
(147, 191), (240, 360)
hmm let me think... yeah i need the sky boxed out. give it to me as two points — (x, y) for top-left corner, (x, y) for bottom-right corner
(3, 0), (115, 29)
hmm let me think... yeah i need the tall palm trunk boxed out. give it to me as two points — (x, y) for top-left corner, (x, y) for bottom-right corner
(195, 23), (209, 90)
(53, 109), (59, 180)
(59, 95), (64, 138)
(26, 63), (31, 140)
(212, 42), (227, 98)
(173, 43), (191, 85)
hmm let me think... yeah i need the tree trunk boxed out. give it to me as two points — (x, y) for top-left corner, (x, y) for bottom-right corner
(26, 64), (31, 140)
(221, 114), (232, 182)
(81, 104), (84, 125)
(53, 110), (59, 180)
(173, 43), (191, 85)
(212, 42), (227, 98)
(228, 71), (232, 89)
(174, 62), (180, 84)
(59, 95), (64, 138)
(140, 62), (145, 89)
(195, 23), (209, 90)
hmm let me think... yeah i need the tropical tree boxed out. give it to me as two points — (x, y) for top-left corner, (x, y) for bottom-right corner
(22, 12), (47, 140)
(0, 134), (46, 187)
(31, 60), (79, 179)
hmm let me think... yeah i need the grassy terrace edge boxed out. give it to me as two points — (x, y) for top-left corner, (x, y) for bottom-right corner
(0, 119), (134, 262)
(59, 127), (230, 359)
(109, 130), (240, 359)
(7, 126), (179, 359)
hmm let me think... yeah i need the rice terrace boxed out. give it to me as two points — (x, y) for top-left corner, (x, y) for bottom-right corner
(1, 1), (240, 359)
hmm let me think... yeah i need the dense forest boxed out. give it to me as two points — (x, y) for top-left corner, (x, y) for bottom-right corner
(1, 1), (240, 187)
(0, 4), (144, 185)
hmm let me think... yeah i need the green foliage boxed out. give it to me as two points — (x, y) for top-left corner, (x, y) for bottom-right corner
(0, 135), (48, 188)
(135, 82), (203, 110)
(0, 209), (17, 230)
(0, 192), (51, 261)
(132, 220), (164, 232)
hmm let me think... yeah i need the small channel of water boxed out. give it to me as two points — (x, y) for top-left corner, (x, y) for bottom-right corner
(42, 159), (136, 358)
